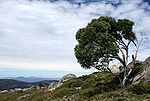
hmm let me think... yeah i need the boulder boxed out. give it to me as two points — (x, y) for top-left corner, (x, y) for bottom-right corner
(36, 85), (40, 90)
(60, 74), (76, 83)
(57, 74), (76, 88)
(17, 94), (30, 100)
(48, 82), (58, 89)
(144, 56), (150, 64)
(0, 90), (8, 93)
(110, 65), (120, 75)
(14, 88), (22, 92)
(48, 74), (76, 90)
(132, 56), (150, 84)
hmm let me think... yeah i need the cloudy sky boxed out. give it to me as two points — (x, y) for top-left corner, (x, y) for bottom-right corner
(0, 0), (150, 78)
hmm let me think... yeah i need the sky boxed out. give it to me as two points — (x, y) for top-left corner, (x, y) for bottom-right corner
(0, 0), (150, 78)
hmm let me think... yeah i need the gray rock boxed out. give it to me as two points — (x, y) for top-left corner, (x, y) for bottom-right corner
(36, 85), (40, 90)
(48, 74), (76, 91)
(48, 82), (58, 89)
(22, 88), (29, 91)
(75, 87), (81, 90)
(144, 56), (150, 64)
(56, 74), (76, 88)
(17, 94), (30, 100)
(14, 88), (22, 92)
(0, 90), (8, 93)
(110, 65), (120, 75)
(132, 57), (150, 84)
(10, 89), (15, 93)
(60, 74), (76, 83)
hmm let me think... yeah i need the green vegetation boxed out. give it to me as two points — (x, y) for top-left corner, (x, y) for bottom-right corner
(128, 62), (144, 81)
(0, 16), (147, 101)
(0, 89), (53, 101)
(128, 82), (150, 94)
(1, 71), (150, 101)
(74, 16), (142, 87)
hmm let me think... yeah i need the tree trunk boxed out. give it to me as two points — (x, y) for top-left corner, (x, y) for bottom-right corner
(121, 76), (127, 87)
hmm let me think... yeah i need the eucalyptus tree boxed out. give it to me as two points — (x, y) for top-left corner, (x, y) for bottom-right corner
(74, 16), (141, 87)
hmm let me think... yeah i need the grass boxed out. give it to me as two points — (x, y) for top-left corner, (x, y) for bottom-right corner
(1, 71), (150, 101)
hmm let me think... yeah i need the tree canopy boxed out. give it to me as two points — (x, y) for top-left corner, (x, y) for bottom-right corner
(74, 16), (139, 86)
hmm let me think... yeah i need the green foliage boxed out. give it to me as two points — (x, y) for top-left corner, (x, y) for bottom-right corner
(62, 72), (116, 89)
(131, 63), (144, 76)
(128, 82), (150, 94)
(74, 16), (136, 70)
(0, 88), (53, 101)
(117, 19), (136, 40)
(1, 72), (150, 101)
(80, 87), (99, 97)
(80, 72), (117, 89)
(91, 84), (150, 101)
(61, 78), (83, 88)
(53, 71), (120, 99)
(46, 71), (120, 100)
(52, 87), (78, 98)
(128, 63), (144, 80)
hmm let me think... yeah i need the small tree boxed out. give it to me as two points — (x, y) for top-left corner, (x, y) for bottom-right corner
(74, 16), (141, 87)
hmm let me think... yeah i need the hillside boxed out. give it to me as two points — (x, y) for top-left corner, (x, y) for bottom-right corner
(0, 72), (150, 101)
(0, 79), (31, 91)
(0, 79), (58, 91)
(0, 57), (150, 100)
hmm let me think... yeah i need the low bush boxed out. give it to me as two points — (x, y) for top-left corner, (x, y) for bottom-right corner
(61, 78), (83, 88)
(128, 63), (144, 79)
(80, 87), (99, 97)
(52, 87), (78, 98)
(128, 82), (150, 94)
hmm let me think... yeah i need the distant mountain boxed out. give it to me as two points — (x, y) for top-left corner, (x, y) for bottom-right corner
(13, 77), (59, 82)
(0, 79), (58, 90)
(0, 79), (31, 90)
(1, 77), (59, 83)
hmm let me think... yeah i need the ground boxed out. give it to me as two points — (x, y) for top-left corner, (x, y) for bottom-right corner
(1, 70), (150, 101)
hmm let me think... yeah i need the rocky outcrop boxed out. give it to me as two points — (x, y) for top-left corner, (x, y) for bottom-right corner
(48, 82), (58, 89)
(48, 74), (76, 90)
(0, 90), (8, 94)
(132, 56), (150, 84)
(57, 74), (76, 88)
(17, 94), (30, 100)
(110, 65), (120, 75)
(59, 74), (76, 83)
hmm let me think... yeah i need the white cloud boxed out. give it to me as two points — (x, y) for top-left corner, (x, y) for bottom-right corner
(0, 0), (149, 72)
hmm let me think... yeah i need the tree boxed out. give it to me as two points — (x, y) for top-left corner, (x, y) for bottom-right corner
(74, 16), (141, 87)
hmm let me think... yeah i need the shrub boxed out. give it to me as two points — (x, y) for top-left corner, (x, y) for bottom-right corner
(52, 87), (77, 98)
(128, 63), (144, 79)
(128, 82), (150, 94)
(61, 78), (83, 88)
(80, 87), (99, 97)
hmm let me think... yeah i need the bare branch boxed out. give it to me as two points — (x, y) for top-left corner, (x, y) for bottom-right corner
(126, 32), (145, 78)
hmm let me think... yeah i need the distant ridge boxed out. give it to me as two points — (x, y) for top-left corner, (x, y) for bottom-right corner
(0, 77), (59, 83)
(13, 77), (59, 82)
(0, 79), (58, 90)
(0, 79), (31, 90)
